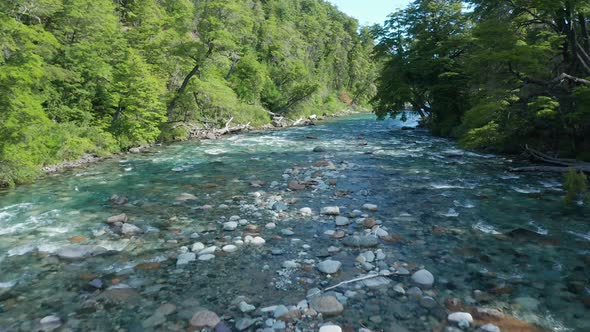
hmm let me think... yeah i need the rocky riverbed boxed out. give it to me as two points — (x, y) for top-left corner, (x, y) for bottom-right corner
(0, 114), (588, 331)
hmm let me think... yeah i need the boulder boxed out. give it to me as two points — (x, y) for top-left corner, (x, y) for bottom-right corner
(107, 213), (128, 224)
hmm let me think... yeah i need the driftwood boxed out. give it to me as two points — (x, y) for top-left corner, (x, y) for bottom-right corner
(185, 117), (251, 139)
(510, 145), (590, 173)
(306, 274), (384, 298)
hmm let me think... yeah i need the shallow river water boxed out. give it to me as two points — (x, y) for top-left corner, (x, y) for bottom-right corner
(0, 114), (589, 332)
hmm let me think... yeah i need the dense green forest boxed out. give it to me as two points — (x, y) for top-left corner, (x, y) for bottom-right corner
(372, 0), (590, 159)
(0, 0), (376, 187)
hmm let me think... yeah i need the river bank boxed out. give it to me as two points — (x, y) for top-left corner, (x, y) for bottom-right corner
(0, 114), (588, 331)
(38, 107), (365, 177)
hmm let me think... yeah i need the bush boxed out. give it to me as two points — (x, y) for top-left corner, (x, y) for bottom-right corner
(563, 168), (589, 205)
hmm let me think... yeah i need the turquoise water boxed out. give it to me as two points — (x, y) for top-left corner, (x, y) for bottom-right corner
(0, 114), (588, 331)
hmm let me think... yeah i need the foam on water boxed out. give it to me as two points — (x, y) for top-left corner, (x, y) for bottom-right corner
(511, 186), (541, 194)
(568, 231), (590, 242)
(528, 220), (548, 235)
(473, 221), (501, 235)
(0, 281), (16, 288)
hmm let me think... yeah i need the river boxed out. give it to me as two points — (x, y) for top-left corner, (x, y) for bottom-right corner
(0, 114), (588, 331)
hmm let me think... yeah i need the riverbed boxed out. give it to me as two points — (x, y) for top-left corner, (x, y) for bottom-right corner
(0, 114), (588, 331)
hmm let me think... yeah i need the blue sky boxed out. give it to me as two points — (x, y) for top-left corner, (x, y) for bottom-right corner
(326, 0), (412, 26)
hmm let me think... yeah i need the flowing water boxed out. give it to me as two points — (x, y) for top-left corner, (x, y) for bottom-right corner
(0, 114), (588, 332)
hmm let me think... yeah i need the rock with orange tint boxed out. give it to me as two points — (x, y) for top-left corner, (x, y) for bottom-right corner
(190, 310), (220, 329)
(69, 235), (86, 243)
(473, 307), (549, 332)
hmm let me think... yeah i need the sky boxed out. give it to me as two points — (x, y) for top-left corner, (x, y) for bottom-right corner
(326, 0), (412, 26)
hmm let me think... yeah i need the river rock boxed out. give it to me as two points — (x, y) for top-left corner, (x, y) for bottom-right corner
(321, 206), (340, 215)
(362, 203), (378, 211)
(236, 318), (255, 331)
(192, 242), (205, 252)
(342, 235), (379, 247)
(40, 315), (61, 331)
(121, 223), (142, 236)
(300, 207), (313, 216)
(319, 325), (342, 332)
(198, 254), (215, 261)
(199, 246), (216, 255)
(176, 252), (196, 266)
(411, 269), (434, 289)
(448, 312), (473, 326)
(190, 310), (220, 328)
(477, 324), (501, 332)
(249, 236), (266, 246)
(223, 221), (238, 231)
(288, 181), (306, 191)
(420, 296), (438, 309)
(310, 295), (344, 316)
(55, 245), (107, 260)
(273, 305), (289, 318)
(222, 245), (238, 253)
(335, 216), (350, 226)
(272, 202), (287, 211)
(362, 276), (391, 288)
(107, 213), (128, 224)
(514, 296), (540, 310)
(317, 260), (342, 274)
(176, 193), (197, 201)
(313, 146), (327, 152)
(239, 301), (256, 313)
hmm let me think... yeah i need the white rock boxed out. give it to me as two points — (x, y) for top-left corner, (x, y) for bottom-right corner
(265, 223), (276, 229)
(362, 204), (378, 211)
(198, 254), (215, 261)
(319, 325), (342, 332)
(250, 237), (266, 246)
(478, 324), (501, 332)
(321, 206), (340, 215)
(317, 260), (342, 274)
(448, 312), (474, 325)
(283, 260), (300, 269)
(411, 269), (434, 289)
(199, 246), (217, 255)
(300, 207), (313, 216)
(191, 242), (205, 252)
(223, 221), (238, 231)
(239, 301), (256, 313)
(40, 315), (62, 331)
(177, 252), (196, 266)
(222, 245), (238, 253)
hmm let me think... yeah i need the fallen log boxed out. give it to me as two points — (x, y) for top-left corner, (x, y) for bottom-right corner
(512, 145), (590, 173)
(510, 166), (590, 173)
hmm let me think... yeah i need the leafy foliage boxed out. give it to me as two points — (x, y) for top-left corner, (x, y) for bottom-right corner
(0, 0), (376, 187)
(373, 0), (590, 157)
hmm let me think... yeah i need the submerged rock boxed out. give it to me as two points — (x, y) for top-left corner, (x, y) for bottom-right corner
(55, 245), (107, 260)
(190, 310), (220, 329)
(448, 312), (474, 326)
(317, 260), (342, 274)
(39, 315), (62, 331)
(310, 295), (344, 316)
(177, 252), (196, 266)
(342, 235), (379, 247)
(121, 223), (142, 236)
(411, 269), (434, 289)
(288, 180), (306, 191)
(321, 206), (340, 215)
(107, 213), (128, 224)
(319, 325), (343, 332)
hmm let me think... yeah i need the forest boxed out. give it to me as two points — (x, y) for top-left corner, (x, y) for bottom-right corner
(373, 0), (590, 162)
(0, 0), (376, 187)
